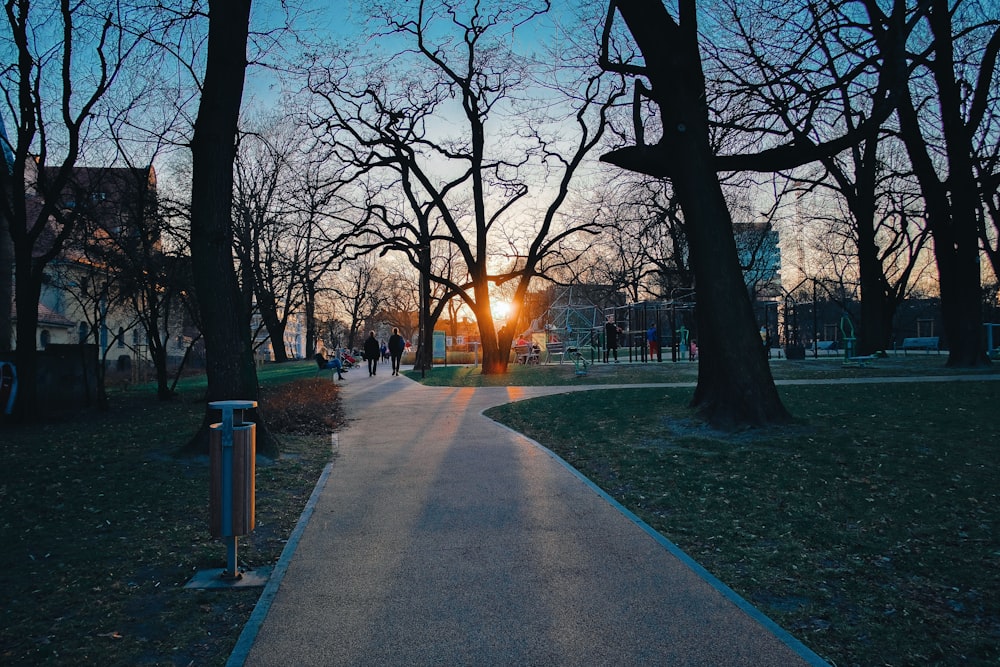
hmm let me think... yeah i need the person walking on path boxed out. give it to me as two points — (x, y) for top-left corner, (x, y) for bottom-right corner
(363, 331), (381, 376)
(387, 327), (406, 376)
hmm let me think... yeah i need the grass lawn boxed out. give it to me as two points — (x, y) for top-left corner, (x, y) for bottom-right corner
(481, 363), (1000, 666)
(418, 351), (991, 386)
(0, 361), (341, 666)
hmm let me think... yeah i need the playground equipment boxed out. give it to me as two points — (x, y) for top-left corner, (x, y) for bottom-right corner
(839, 313), (857, 361)
(676, 325), (690, 360)
(531, 287), (696, 364)
(839, 313), (885, 366)
(544, 285), (605, 352)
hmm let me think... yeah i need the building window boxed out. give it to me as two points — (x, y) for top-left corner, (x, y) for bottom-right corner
(117, 327), (126, 348)
(79, 321), (88, 344)
(40, 329), (51, 349)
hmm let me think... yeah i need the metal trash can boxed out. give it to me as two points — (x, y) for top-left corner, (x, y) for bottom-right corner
(207, 400), (257, 579)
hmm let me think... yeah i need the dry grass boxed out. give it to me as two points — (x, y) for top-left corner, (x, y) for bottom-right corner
(0, 375), (342, 666)
(485, 380), (1000, 666)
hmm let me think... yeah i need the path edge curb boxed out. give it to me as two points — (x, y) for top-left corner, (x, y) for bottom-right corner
(225, 439), (337, 667)
(488, 415), (832, 667)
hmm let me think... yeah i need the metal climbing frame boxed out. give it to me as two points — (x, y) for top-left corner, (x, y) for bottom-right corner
(542, 285), (605, 356)
(539, 286), (698, 363)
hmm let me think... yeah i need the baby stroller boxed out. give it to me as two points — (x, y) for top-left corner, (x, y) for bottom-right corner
(340, 350), (360, 369)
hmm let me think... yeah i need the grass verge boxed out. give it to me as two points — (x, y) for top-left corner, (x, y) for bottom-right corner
(484, 379), (1000, 666)
(0, 364), (341, 666)
(414, 353), (995, 386)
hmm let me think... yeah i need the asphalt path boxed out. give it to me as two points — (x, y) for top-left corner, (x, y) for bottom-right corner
(228, 368), (960, 666)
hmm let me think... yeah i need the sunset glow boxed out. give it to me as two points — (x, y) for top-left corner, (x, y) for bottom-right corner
(492, 300), (511, 321)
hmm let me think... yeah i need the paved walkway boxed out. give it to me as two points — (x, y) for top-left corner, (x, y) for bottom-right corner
(232, 369), (832, 666)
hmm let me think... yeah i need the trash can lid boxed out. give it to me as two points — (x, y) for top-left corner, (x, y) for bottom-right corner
(209, 400), (258, 411)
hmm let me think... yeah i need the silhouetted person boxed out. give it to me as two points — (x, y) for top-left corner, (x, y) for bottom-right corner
(363, 331), (380, 376)
(388, 328), (406, 376)
(604, 315), (622, 363)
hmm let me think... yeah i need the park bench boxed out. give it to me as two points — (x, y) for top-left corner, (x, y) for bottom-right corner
(514, 344), (539, 365)
(545, 341), (566, 364)
(899, 336), (940, 354)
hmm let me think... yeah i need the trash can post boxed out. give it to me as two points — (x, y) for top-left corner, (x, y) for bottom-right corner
(209, 399), (257, 581)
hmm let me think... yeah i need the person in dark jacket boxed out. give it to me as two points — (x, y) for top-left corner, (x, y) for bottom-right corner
(363, 331), (381, 376)
(315, 351), (345, 380)
(388, 328), (406, 376)
(604, 315), (622, 363)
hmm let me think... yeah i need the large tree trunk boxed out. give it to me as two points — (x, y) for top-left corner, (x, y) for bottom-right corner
(475, 272), (509, 375)
(924, 0), (988, 367)
(857, 255), (892, 355)
(603, 0), (790, 429)
(151, 344), (171, 400)
(935, 224), (986, 366)
(677, 161), (789, 428)
(476, 303), (505, 375)
(11, 245), (41, 421)
(0, 204), (11, 354)
(304, 279), (317, 358)
(186, 0), (278, 456)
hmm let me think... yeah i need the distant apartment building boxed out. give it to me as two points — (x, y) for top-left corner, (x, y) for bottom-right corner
(734, 222), (782, 298)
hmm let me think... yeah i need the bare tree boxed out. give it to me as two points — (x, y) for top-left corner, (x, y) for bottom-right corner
(970, 11), (1000, 304)
(597, 0), (922, 426)
(379, 261), (421, 343)
(599, 0), (792, 427)
(0, 0), (148, 420)
(307, 0), (624, 374)
(976, 99), (1000, 283)
(861, 0), (998, 366)
(285, 142), (360, 358)
(233, 124), (301, 362)
(710, 0), (936, 355)
(327, 256), (388, 351)
(47, 165), (175, 405)
(46, 235), (132, 410)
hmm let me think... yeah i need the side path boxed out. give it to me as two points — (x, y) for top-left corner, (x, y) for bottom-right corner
(237, 373), (829, 666)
